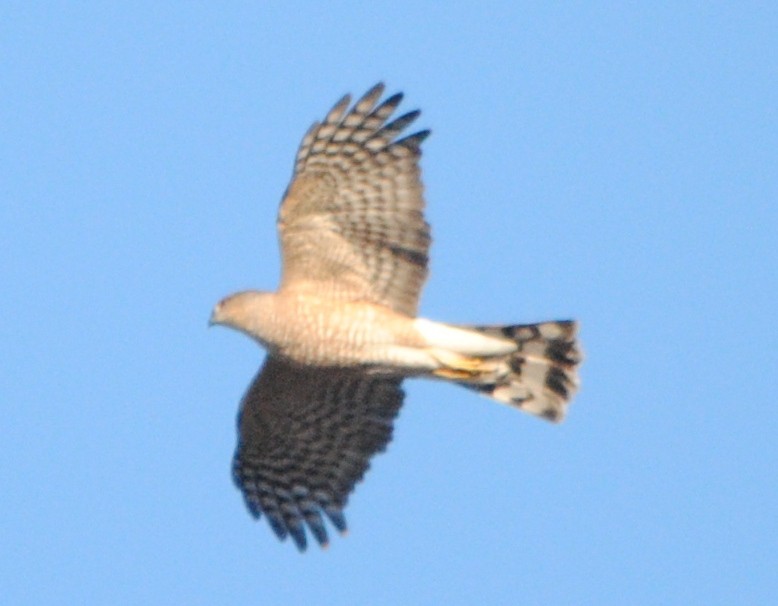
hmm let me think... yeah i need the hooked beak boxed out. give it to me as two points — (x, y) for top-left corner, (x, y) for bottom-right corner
(208, 307), (220, 328)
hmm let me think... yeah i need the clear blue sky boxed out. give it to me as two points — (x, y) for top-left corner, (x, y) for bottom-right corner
(2, 3), (776, 604)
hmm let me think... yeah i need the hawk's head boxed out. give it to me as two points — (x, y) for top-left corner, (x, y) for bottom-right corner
(209, 290), (273, 342)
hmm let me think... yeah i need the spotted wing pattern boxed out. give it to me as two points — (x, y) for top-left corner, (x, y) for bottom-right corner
(232, 356), (404, 551)
(277, 83), (431, 316)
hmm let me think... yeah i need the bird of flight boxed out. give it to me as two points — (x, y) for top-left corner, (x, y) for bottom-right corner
(210, 83), (582, 551)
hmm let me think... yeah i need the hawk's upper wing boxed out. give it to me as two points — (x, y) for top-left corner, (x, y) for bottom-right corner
(232, 356), (404, 551)
(277, 83), (431, 316)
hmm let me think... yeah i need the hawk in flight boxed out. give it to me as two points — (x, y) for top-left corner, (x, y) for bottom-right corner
(210, 83), (582, 551)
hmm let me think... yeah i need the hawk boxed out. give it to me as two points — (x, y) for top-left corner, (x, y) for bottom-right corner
(210, 83), (582, 551)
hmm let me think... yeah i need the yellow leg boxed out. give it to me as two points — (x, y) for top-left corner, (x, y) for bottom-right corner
(428, 349), (493, 379)
(432, 367), (482, 380)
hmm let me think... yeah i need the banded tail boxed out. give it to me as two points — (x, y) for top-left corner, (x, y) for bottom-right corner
(417, 319), (582, 422)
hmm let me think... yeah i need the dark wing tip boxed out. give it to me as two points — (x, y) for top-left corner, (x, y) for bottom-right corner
(265, 512), (290, 541)
(363, 81), (386, 99)
(396, 129), (431, 152)
(288, 522), (308, 552)
(325, 508), (348, 534)
(379, 110), (421, 139)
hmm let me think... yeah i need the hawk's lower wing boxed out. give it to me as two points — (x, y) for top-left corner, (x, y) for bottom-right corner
(232, 356), (404, 551)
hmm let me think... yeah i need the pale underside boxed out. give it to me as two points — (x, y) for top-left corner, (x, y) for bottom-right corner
(225, 84), (582, 552)
(233, 84), (434, 550)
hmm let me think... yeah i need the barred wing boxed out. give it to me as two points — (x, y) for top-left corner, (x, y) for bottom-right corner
(232, 356), (404, 550)
(277, 83), (431, 316)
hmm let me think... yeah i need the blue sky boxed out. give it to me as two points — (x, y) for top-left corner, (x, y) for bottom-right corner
(2, 2), (776, 604)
